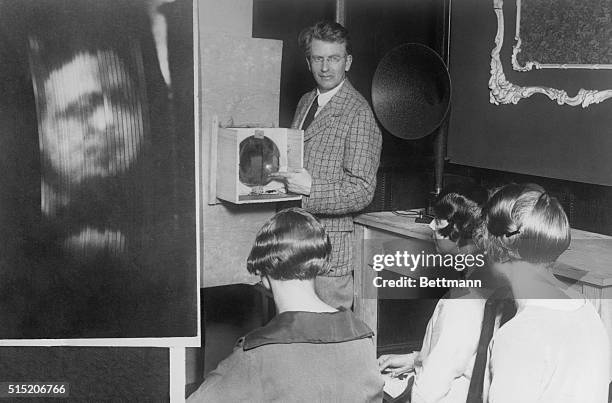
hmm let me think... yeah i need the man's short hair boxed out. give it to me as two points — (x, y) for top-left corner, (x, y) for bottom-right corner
(247, 207), (331, 280)
(298, 20), (352, 57)
(477, 183), (571, 264)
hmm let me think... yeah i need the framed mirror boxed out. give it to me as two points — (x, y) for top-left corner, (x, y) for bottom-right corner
(512, 0), (612, 71)
(489, 0), (612, 107)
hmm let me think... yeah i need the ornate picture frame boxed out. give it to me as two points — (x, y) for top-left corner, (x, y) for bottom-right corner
(512, 0), (612, 71)
(489, 0), (612, 107)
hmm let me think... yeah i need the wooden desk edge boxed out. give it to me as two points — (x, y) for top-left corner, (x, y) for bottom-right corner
(354, 213), (432, 241)
(355, 212), (612, 288)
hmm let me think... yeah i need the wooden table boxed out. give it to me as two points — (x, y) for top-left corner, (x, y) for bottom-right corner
(353, 212), (612, 366)
(353, 212), (439, 342)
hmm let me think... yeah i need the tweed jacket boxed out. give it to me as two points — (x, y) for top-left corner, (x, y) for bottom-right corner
(291, 80), (382, 275)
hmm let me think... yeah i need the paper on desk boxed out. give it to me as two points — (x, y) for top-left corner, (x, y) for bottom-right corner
(382, 372), (413, 399)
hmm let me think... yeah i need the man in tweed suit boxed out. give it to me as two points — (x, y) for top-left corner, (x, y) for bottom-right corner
(272, 21), (382, 309)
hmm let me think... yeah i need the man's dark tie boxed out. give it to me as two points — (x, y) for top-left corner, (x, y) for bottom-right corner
(466, 286), (515, 403)
(301, 96), (318, 130)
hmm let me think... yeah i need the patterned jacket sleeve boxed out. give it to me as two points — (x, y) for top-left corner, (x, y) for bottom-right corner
(302, 105), (382, 215)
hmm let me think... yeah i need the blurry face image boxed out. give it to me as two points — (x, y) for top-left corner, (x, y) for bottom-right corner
(40, 50), (143, 185)
(307, 39), (352, 93)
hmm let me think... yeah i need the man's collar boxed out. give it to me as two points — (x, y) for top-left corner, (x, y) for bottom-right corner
(242, 308), (374, 351)
(316, 79), (345, 108)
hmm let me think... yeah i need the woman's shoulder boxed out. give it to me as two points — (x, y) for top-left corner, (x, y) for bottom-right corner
(434, 297), (486, 329)
(438, 293), (486, 311)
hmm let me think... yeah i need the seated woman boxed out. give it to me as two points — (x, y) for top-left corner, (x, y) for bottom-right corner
(187, 207), (383, 402)
(378, 183), (499, 403)
(478, 183), (609, 403)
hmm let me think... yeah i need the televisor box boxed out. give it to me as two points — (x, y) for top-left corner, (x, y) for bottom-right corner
(216, 127), (304, 204)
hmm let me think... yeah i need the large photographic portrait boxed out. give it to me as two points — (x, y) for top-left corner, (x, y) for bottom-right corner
(0, 0), (197, 341)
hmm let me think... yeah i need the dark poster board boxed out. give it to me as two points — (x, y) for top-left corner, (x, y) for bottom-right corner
(0, 0), (197, 340)
(0, 347), (169, 401)
(448, 0), (612, 186)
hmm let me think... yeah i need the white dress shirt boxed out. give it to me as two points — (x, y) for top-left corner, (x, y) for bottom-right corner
(487, 298), (609, 403)
(299, 80), (346, 129)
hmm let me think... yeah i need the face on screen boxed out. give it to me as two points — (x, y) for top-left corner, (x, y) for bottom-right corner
(40, 50), (143, 185)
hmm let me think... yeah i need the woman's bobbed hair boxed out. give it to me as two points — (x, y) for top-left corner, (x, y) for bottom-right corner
(477, 183), (570, 264)
(247, 208), (331, 280)
(433, 183), (489, 247)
